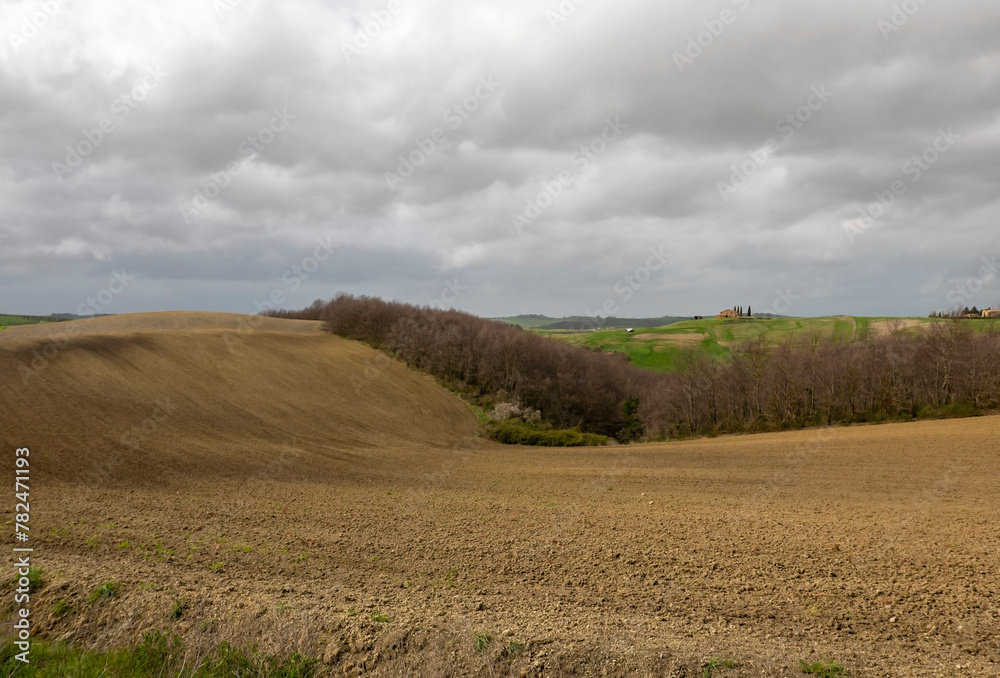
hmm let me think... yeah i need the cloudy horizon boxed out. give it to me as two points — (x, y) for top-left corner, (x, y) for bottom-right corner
(2, 0), (999, 319)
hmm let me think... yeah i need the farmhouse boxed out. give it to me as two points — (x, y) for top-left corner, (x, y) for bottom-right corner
(716, 309), (739, 319)
(983, 308), (1000, 318)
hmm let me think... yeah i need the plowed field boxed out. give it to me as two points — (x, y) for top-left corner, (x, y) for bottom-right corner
(1, 313), (997, 676)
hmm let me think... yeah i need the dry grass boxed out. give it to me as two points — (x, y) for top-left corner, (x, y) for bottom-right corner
(869, 318), (927, 335)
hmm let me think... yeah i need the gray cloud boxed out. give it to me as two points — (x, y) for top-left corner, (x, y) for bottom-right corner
(2, 0), (999, 319)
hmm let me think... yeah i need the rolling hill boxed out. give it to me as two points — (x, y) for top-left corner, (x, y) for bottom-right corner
(541, 315), (999, 372)
(0, 313), (74, 328)
(0, 312), (480, 486)
(1, 310), (998, 676)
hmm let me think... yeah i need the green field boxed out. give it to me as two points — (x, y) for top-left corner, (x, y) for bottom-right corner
(541, 316), (998, 372)
(0, 315), (57, 328)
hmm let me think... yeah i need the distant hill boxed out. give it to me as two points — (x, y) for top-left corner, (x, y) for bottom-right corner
(0, 313), (115, 328)
(541, 315), (998, 373)
(47, 312), (115, 320)
(1, 314), (66, 327)
(497, 315), (690, 330)
(494, 315), (560, 329)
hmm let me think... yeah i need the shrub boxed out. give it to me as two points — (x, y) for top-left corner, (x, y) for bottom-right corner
(487, 420), (608, 447)
(266, 294), (643, 438)
(268, 295), (1000, 441)
(618, 396), (643, 442)
(489, 399), (541, 423)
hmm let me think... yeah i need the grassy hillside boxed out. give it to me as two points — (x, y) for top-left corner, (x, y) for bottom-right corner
(541, 315), (998, 372)
(0, 313), (106, 328)
(0, 314), (62, 328)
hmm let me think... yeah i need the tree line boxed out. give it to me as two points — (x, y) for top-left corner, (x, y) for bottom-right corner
(266, 295), (1000, 442)
(929, 305), (999, 318)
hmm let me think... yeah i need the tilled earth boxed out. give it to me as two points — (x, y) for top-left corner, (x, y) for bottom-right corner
(21, 417), (1000, 678)
(2, 314), (998, 676)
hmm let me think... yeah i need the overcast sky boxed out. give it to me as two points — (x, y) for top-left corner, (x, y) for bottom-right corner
(2, 0), (999, 319)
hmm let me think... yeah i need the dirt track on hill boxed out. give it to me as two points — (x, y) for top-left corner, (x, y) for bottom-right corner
(1, 313), (998, 676)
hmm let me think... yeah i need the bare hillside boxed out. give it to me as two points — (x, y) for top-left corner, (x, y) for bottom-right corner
(0, 312), (481, 486)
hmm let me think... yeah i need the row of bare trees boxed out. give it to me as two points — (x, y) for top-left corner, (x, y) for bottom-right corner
(641, 325), (1000, 437)
(266, 295), (1000, 441)
(267, 295), (639, 436)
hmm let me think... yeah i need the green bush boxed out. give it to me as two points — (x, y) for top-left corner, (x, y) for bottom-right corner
(618, 396), (643, 442)
(487, 419), (608, 446)
(933, 402), (981, 419)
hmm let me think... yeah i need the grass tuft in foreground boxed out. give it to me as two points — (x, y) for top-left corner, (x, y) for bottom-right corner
(474, 632), (492, 654)
(702, 658), (736, 676)
(0, 632), (318, 677)
(800, 658), (846, 677)
(87, 581), (119, 604)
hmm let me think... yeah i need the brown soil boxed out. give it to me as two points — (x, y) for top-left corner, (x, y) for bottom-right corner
(1, 313), (998, 676)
